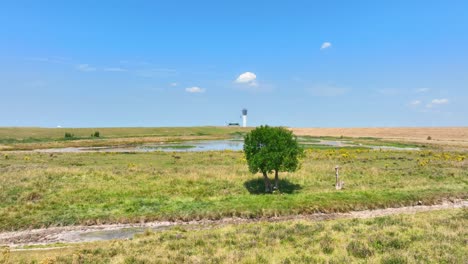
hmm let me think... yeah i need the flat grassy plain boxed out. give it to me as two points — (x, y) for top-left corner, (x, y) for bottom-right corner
(0, 127), (466, 263)
(0, 127), (249, 150)
(7, 209), (468, 263)
(0, 148), (466, 231)
(292, 127), (468, 149)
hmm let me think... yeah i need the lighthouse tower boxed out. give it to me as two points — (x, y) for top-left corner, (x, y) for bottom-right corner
(242, 109), (247, 127)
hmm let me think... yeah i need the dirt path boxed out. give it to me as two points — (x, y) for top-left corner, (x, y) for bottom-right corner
(1, 200), (466, 248)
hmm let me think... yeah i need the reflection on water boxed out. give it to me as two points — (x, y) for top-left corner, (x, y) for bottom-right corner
(139, 140), (244, 152)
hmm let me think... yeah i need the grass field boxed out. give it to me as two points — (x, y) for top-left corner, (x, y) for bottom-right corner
(0, 127), (249, 150)
(7, 208), (467, 263)
(1, 126), (466, 151)
(0, 127), (466, 263)
(292, 127), (468, 149)
(0, 148), (466, 231)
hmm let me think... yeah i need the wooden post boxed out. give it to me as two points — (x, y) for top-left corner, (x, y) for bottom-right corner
(335, 166), (343, 190)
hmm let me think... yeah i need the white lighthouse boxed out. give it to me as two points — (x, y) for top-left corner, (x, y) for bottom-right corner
(242, 109), (247, 127)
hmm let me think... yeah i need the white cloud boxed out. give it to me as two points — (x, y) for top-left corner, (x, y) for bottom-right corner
(76, 64), (96, 72)
(426, 98), (449, 108)
(321, 42), (332, 50)
(416, 88), (430, 93)
(185, 86), (205, 93)
(409, 100), (421, 106)
(431, 98), (449, 104)
(235, 72), (257, 86)
(103, 67), (127, 72)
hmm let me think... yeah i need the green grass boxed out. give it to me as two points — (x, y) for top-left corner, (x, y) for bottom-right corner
(300, 144), (368, 150)
(8, 209), (468, 263)
(298, 135), (424, 149)
(0, 127), (249, 140)
(0, 149), (466, 231)
(0, 127), (251, 150)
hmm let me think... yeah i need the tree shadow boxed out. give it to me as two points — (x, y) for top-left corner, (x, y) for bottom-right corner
(244, 177), (302, 194)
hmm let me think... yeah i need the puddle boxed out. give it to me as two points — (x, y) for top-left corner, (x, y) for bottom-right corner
(78, 227), (147, 241)
(31, 139), (418, 153)
(76, 226), (170, 242)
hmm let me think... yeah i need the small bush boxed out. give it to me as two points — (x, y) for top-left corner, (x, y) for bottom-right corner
(64, 132), (74, 139)
(320, 235), (335, 254)
(381, 255), (408, 264)
(427, 136), (432, 140)
(347, 241), (373, 258)
(93, 131), (100, 138)
(22, 191), (43, 202)
(331, 223), (346, 232)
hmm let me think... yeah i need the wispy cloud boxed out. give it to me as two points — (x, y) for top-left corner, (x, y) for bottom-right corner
(235, 72), (258, 87)
(25, 56), (70, 64)
(25, 80), (47, 88)
(103, 67), (127, 72)
(185, 86), (205, 93)
(307, 83), (348, 97)
(320, 42), (332, 50)
(76, 64), (97, 72)
(426, 98), (449, 108)
(416, 88), (430, 93)
(136, 68), (177, 77)
(378, 88), (400, 96)
(409, 100), (421, 106)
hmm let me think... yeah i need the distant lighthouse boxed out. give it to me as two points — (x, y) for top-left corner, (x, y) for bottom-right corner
(242, 109), (247, 127)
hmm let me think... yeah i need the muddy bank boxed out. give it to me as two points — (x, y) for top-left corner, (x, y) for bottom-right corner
(1, 199), (466, 248)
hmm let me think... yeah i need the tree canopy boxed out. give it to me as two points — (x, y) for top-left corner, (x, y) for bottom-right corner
(243, 125), (303, 192)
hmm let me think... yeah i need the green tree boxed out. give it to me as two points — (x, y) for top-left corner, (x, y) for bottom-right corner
(243, 125), (304, 192)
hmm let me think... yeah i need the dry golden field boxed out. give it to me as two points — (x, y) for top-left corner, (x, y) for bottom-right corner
(291, 127), (468, 149)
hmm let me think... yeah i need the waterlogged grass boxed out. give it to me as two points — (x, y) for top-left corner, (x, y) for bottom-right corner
(298, 135), (424, 149)
(0, 127), (249, 140)
(0, 149), (466, 231)
(157, 145), (196, 149)
(301, 144), (368, 150)
(0, 127), (250, 150)
(8, 209), (468, 263)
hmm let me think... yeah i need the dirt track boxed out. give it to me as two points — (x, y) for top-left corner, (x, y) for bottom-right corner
(291, 127), (468, 148)
(1, 200), (466, 248)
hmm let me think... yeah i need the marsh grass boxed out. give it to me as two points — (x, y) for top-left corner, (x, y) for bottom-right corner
(10, 209), (468, 263)
(0, 127), (250, 150)
(0, 149), (466, 231)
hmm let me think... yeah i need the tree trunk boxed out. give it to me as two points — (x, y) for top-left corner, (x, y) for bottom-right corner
(262, 171), (272, 192)
(274, 170), (279, 190)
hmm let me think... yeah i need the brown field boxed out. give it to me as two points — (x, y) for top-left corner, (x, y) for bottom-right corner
(291, 127), (468, 148)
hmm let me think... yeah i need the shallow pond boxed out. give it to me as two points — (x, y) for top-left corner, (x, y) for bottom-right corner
(33, 139), (419, 153)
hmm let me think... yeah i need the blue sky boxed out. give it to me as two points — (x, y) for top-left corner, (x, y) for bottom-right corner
(1, 0), (467, 127)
